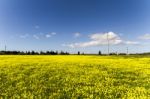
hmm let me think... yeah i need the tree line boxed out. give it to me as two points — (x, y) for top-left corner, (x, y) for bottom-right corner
(0, 50), (69, 55)
(0, 50), (101, 55)
(0, 50), (150, 55)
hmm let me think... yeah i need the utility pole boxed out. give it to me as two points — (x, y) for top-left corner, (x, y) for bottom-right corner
(5, 45), (6, 52)
(126, 47), (128, 55)
(107, 32), (110, 55)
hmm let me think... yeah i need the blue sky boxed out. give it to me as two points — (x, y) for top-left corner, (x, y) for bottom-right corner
(0, 0), (150, 53)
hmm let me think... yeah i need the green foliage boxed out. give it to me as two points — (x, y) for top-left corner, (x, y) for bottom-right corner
(0, 55), (150, 98)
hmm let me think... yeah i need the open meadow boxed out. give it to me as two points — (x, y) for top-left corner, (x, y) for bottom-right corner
(0, 55), (150, 98)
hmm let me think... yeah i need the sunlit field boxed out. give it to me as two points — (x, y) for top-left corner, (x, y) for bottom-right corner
(0, 55), (150, 98)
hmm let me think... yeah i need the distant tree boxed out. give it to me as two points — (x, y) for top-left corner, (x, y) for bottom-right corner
(59, 51), (69, 55)
(78, 51), (80, 55)
(60, 51), (65, 55)
(65, 51), (69, 55)
(40, 51), (44, 55)
(118, 53), (126, 55)
(98, 50), (101, 55)
(109, 52), (117, 55)
(50, 50), (56, 55)
(31, 51), (35, 55)
(46, 51), (50, 55)
(27, 51), (31, 55)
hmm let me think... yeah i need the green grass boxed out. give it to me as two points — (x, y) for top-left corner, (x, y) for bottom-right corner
(0, 55), (150, 99)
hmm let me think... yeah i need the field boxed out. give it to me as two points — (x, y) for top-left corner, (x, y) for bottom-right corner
(0, 55), (150, 99)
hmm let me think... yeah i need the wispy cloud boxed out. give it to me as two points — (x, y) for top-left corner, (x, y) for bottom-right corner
(33, 34), (40, 39)
(138, 33), (150, 40)
(45, 34), (51, 38)
(51, 32), (56, 35)
(20, 34), (29, 39)
(74, 32), (81, 38)
(33, 32), (56, 39)
(63, 32), (139, 48)
(124, 41), (139, 45)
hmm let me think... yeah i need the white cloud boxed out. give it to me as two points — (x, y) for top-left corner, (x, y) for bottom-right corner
(45, 32), (56, 38)
(45, 34), (51, 38)
(20, 34), (29, 39)
(89, 32), (121, 41)
(124, 41), (139, 45)
(138, 33), (150, 40)
(74, 32), (81, 38)
(63, 32), (139, 48)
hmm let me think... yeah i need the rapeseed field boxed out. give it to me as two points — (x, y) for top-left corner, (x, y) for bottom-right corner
(0, 55), (150, 99)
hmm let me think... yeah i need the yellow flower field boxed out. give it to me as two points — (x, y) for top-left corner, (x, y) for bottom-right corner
(0, 55), (150, 98)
